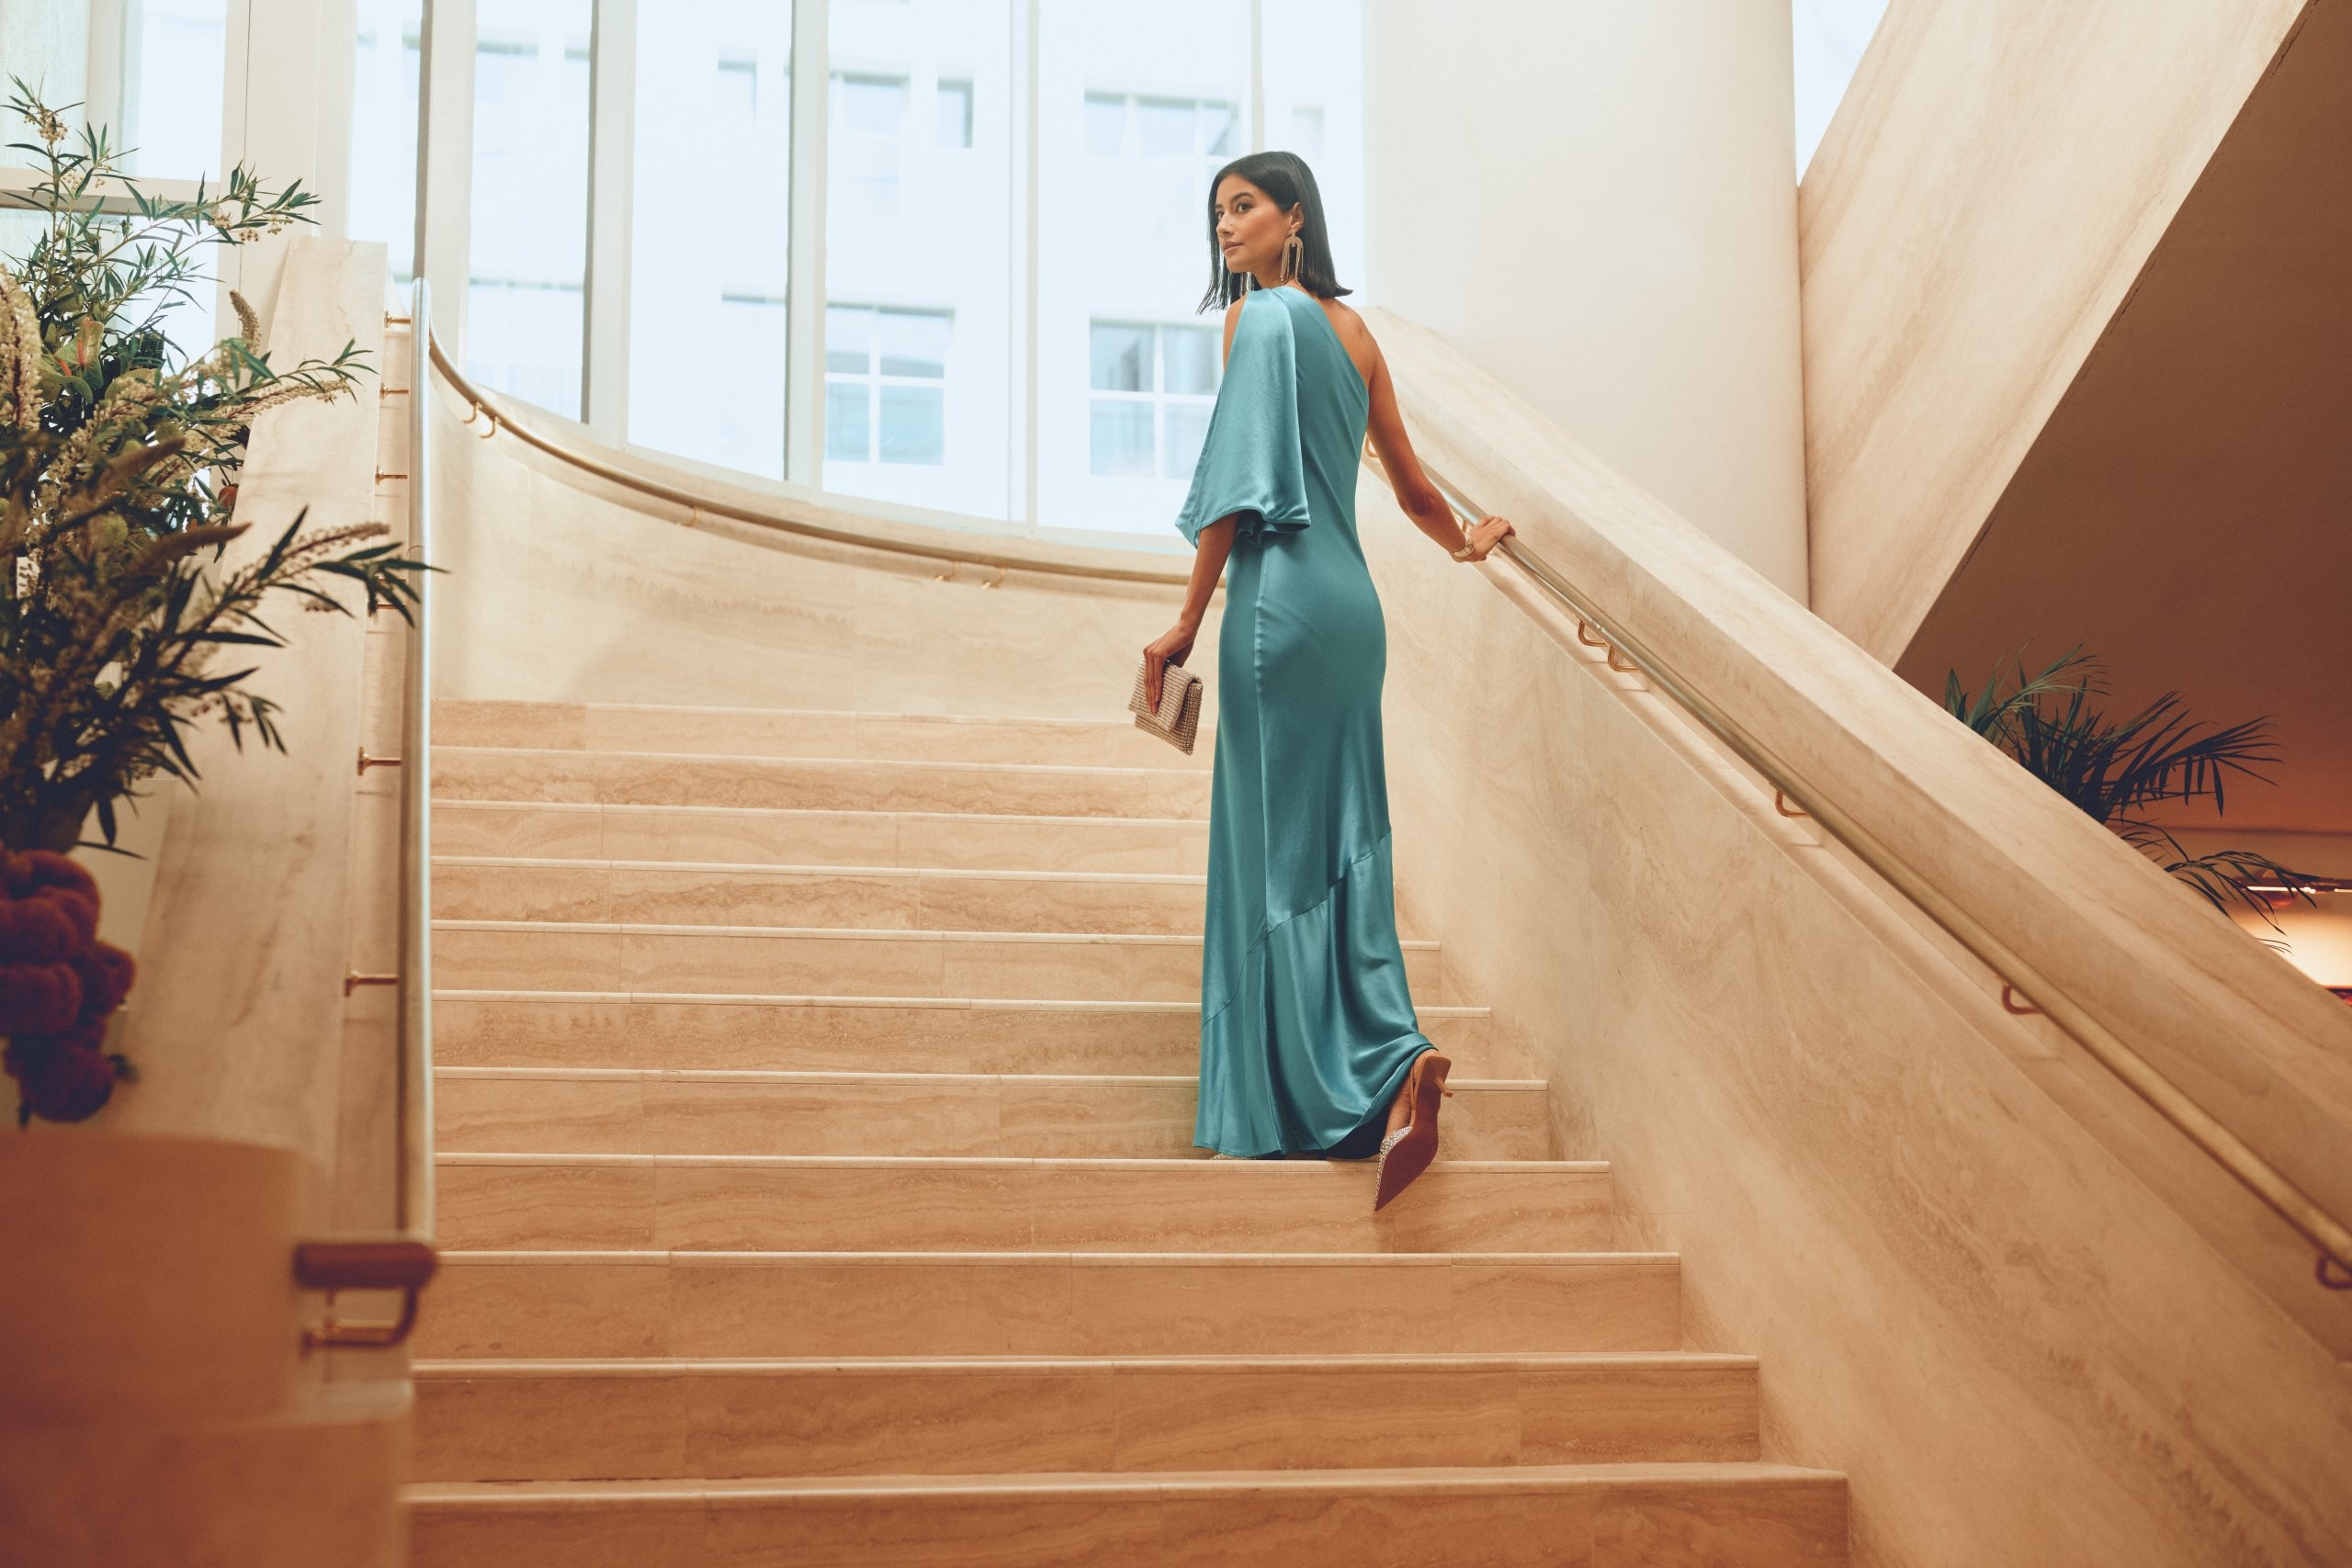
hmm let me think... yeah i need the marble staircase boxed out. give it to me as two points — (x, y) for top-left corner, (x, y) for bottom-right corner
(404, 699), (1848, 1566)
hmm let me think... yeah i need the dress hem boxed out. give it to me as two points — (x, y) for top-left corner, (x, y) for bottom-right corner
(1194, 827), (1399, 1034)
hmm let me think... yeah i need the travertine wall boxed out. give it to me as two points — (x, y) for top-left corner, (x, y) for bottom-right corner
(1358, 307), (2352, 1568)
(107, 239), (391, 1235)
(1360, 0), (1809, 601)
(1799, 0), (2311, 661)
(429, 392), (1218, 724)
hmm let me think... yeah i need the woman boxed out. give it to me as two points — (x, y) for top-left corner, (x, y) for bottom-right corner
(1140, 151), (1515, 1210)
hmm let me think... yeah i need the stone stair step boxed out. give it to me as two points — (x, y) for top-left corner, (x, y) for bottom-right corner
(434, 1067), (1551, 1162)
(405, 1461), (1847, 1568)
(435, 699), (1216, 771)
(432, 920), (1447, 1002)
(433, 747), (1213, 820)
(432, 801), (1208, 874)
(433, 856), (1211, 934)
(408, 1351), (1760, 1483)
(432, 992), (1498, 1077)
(415, 1250), (1684, 1359)
(434, 1154), (1611, 1253)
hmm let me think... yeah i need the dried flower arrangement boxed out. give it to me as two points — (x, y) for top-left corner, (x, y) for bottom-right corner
(1, 83), (426, 1123)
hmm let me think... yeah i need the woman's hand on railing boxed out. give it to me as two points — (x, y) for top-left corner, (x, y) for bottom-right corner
(1143, 621), (1199, 712)
(1456, 514), (1516, 562)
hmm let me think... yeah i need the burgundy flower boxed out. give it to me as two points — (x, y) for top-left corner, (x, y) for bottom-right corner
(70, 941), (135, 1020)
(0, 962), (82, 1035)
(0, 850), (99, 961)
(5, 1019), (124, 1125)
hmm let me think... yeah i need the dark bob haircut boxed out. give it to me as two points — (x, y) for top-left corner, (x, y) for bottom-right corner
(1196, 150), (1352, 314)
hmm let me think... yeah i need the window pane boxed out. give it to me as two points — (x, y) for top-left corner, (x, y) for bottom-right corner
(878, 307), (948, 378)
(937, 77), (973, 148)
(1163, 401), (1211, 479)
(1082, 92), (1125, 157)
(831, 71), (909, 221)
(1040, 0), (1250, 534)
(120, 0), (227, 181)
(1089, 322), (1149, 392)
(469, 0), (593, 418)
(1201, 99), (1237, 157)
(349, 0), (424, 287)
(826, 379), (871, 460)
(628, 5), (793, 474)
(712, 296), (788, 476)
(826, 304), (874, 372)
(826, 0), (1013, 513)
(878, 383), (944, 463)
(1136, 96), (1193, 156)
(838, 72), (908, 134)
(1289, 104), (1323, 156)
(718, 59), (759, 141)
(468, 278), (587, 413)
(1161, 324), (1218, 395)
(1089, 399), (1152, 478)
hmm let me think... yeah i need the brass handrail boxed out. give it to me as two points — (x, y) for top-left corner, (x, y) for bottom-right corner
(1369, 447), (2352, 1292)
(299, 277), (440, 1348)
(423, 335), (1193, 588)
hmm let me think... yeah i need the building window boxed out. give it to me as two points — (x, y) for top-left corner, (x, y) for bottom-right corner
(827, 303), (950, 465)
(831, 70), (910, 220)
(1080, 91), (1236, 161)
(936, 76), (973, 148)
(1088, 320), (1218, 479)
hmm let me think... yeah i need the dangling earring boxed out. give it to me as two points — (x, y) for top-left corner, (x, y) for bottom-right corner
(1280, 232), (1304, 287)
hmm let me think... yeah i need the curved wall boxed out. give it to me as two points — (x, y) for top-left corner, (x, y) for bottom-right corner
(1359, 0), (1809, 602)
(429, 394), (1218, 725)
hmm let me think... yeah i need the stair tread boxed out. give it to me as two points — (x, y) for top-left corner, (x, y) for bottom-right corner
(437, 698), (1195, 731)
(414, 1350), (1753, 1376)
(434, 989), (1488, 1015)
(440, 1248), (1674, 1265)
(435, 1152), (1596, 1170)
(437, 798), (1210, 826)
(435, 1065), (1543, 1089)
(437, 918), (1436, 945)
(405, 1460), (1840, 1504)
(437, 744), (1207, 780)
(436, 854), (1207, 884)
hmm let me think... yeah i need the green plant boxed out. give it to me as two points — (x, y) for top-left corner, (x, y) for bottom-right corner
(1944, 647), (2319, 930)
(0, 81), (425, 855)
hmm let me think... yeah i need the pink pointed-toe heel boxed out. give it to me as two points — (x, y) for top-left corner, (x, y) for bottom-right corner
(1372, 1051), (1453, 1212)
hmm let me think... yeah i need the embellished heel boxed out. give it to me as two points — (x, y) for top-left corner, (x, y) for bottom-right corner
(1372, 1052), (1451, 1212)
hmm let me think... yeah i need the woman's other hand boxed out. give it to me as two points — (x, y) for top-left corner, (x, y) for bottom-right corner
(1461, 514), (1515, 561)
(1143, 621), (1198, 712)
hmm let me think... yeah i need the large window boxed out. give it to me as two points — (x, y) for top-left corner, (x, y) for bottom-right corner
(119, 0), (228, 183)
(358, 0), (1359, 539)
(823, 0), (1012, 516)
(1036, 0), (1254, 534)
(467, 0), (592, 418)
(349, 0), (424, 289)
(628, 2), (796, 475)
(1088, 321), (1217, 480)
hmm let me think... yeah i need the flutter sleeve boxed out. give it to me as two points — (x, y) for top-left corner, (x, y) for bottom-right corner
(1172, 291), (1311, 548)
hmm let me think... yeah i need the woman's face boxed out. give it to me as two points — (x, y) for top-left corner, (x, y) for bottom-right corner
(1214, 175), (1301, 282)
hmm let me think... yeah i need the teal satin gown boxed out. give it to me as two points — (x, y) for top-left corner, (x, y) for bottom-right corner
(1173, 284), (1435, 1159)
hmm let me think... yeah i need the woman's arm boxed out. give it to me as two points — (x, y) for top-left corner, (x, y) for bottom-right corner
(1363, 336), (1512, 559)
(1143, 515), (1232, 711)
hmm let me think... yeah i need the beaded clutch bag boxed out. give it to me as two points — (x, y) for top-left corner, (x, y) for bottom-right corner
(1128, 656), (1204, 754)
